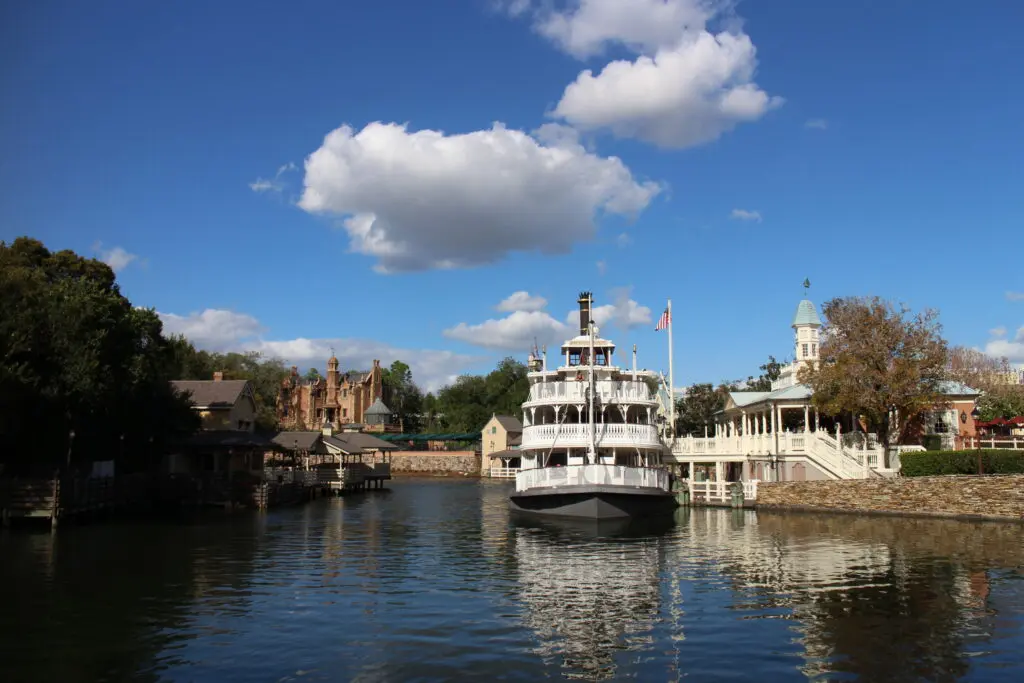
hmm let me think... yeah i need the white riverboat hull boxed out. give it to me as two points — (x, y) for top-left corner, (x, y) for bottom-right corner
(509, 465), (677, 520)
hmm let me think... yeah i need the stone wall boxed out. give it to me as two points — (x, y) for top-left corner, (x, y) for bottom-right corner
(757, 475), (1024, 521)
(384, 450), (481, 474)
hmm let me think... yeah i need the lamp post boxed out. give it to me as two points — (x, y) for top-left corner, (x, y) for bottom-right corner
(970, 406), (982, 475)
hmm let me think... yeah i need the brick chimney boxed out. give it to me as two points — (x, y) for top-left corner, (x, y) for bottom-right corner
(213, 371), (224, 381)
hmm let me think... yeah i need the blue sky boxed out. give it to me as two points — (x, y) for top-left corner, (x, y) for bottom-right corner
(3, 0), (1022, 390)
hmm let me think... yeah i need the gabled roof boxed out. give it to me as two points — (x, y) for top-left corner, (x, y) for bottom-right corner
(729, 392), (770, 408)
(325, 432), (398, 454)
(179, 430), (280, 449)
(792, 299), (822, 327)
(490, 415), (523, 433)
(271, 431), (323, 451)
(172, 380), (250, 408)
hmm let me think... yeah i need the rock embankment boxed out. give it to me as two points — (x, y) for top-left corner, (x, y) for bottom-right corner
(757, 475), (1024, 522)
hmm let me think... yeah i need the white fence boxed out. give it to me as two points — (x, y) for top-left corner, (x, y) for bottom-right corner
(515, 465), (670, 493)
(527, 380), (654, 404)
(521, 423), (661, 449)
(687, 479), (759, 503)
(490, 467), (518, 479)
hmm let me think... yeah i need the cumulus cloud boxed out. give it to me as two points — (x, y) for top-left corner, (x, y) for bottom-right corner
(616, 232), (633, 247)
(496, 291), (548, 312)
(985, 326), (1024, 364)
(446, 289), (651, 351)
(444, 310), (571, 351)
(730, 208), (762, 222)
(91, 242), (139, 273)
(1007, 291), (1024, 302)
(297, 121), (660, 273)
(804, 118), (828, 130)
(158, 309), (478, 391)
(512, 0), (781, 149)
(991, 326), (1008, 338)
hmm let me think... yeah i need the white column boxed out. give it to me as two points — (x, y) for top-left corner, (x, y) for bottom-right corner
(715, 461), (724, 481)
(803, 405), (810, 433)
(814, 409), (820, 432)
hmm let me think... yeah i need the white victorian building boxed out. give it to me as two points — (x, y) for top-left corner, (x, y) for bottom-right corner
(668, 296), (978, 490)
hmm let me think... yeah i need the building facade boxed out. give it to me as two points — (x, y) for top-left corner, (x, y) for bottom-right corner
(276, 356), (387, 430)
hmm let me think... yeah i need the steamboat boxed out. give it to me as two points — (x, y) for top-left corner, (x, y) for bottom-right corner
(508, 292), (677, 519)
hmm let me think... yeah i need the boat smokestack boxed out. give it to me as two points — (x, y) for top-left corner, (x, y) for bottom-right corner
(577, 291), (593, 335)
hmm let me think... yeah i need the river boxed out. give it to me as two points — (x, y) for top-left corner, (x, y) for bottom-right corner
(1, 477), (1022, 682)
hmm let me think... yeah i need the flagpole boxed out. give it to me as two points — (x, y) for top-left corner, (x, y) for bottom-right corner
(667, 298), (675, 440)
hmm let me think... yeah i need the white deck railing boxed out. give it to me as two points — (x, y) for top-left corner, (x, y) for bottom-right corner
(526, 380), (654, 404)
(521, 423), (662, 449)
(515, 464), (670, 493)
(489, 467), (519, 479)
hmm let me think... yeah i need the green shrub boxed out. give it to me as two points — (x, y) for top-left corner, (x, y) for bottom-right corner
(901, 450), (1024, 477)
(921, 434), (943, 451)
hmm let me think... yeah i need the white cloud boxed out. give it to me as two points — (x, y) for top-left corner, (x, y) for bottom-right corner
(446, 289), (652, 351)
(596, 260), (607, 275)
(91, 242), (139, 272)
(730, 208), (762, 222)
(985, 326), (1024, 363)
(528, 0), (717, 59)
(249, 161), (298, 194)
(160, 309), (265, 348)
(616, 232), (633, 247)
(297, 121), (660, 273)
(158, 309), (477, 391)
(991, 326), (1008, 338)
(496, 291), (548, 312)
(804, 118), (828, 130)
(444, 310), (571, 351)
(522, 1), (781, 149)
(1007, 291), (1024, 302)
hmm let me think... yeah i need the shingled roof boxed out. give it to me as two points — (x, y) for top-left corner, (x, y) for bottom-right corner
(172, 380), (250, 408)
(491, 415), (523, 433)
(325, 432), (397, 454)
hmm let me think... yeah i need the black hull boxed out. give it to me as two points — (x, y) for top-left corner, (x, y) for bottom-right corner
(508, 486), (677, 520)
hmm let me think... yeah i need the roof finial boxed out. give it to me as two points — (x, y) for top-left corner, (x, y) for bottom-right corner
(802, 278), (811, 294)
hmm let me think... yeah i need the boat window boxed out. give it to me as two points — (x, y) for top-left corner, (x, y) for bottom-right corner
(595, 348), (607, 365)
(569, 350), (581, 366)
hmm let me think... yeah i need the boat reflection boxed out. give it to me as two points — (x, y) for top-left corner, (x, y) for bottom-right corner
(510, 513), (674, 679)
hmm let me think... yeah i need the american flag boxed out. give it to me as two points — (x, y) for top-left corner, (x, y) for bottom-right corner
(655, 307), (670, 331)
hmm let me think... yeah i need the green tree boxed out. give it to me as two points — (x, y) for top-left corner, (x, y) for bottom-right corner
(798, 296), (948, 450)
(304, 367), (322, 383)
(0, 237), (198, 473)
(745, 355), (783, 392)
(381, 360), (423, 432)
(674, 383), (732, 436)
(433, 358), (529, 432)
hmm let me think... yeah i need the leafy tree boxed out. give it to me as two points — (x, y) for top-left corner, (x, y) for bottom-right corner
(0, 237), (199, 473)
(798, 296), (948, 450)
(674, 383), (732, 436)
(433, 357), (529, 432)
(381, 360), (423, 432)
(745, 355), (783, 392)
(304, 367), (322, 383)
(947, 345), (1024, 420)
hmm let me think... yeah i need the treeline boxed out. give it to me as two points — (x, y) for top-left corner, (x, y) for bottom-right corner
(0, 238), (201, 474)
(673, 356), (782, 436)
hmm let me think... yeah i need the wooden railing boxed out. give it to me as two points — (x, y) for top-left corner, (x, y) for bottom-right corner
(489, 467), (518, 479)
(521, 423), (662, 449)
(965, 438), (1024, 450)
(515, 464), (670, 493)
(687, 479), (759, 503)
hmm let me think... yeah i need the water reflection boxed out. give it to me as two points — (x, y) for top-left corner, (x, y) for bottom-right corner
(0, 480), (1021, 682)
(510, 515), (673, 679)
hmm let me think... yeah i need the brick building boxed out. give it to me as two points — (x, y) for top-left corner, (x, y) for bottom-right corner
(276, 355), (390, 430)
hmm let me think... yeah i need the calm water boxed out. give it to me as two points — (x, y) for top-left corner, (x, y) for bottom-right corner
(1, 478), (1022, 683)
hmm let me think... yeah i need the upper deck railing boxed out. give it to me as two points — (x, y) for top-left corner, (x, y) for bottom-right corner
(526, 380), (654, 404)
(515, 464), (670, 493)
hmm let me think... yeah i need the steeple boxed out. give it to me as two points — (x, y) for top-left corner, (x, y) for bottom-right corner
(791, 287), (822, 364)
(326, 350), (340, 388)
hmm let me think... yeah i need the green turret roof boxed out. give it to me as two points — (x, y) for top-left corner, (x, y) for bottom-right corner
(792, 299), (822, 327)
